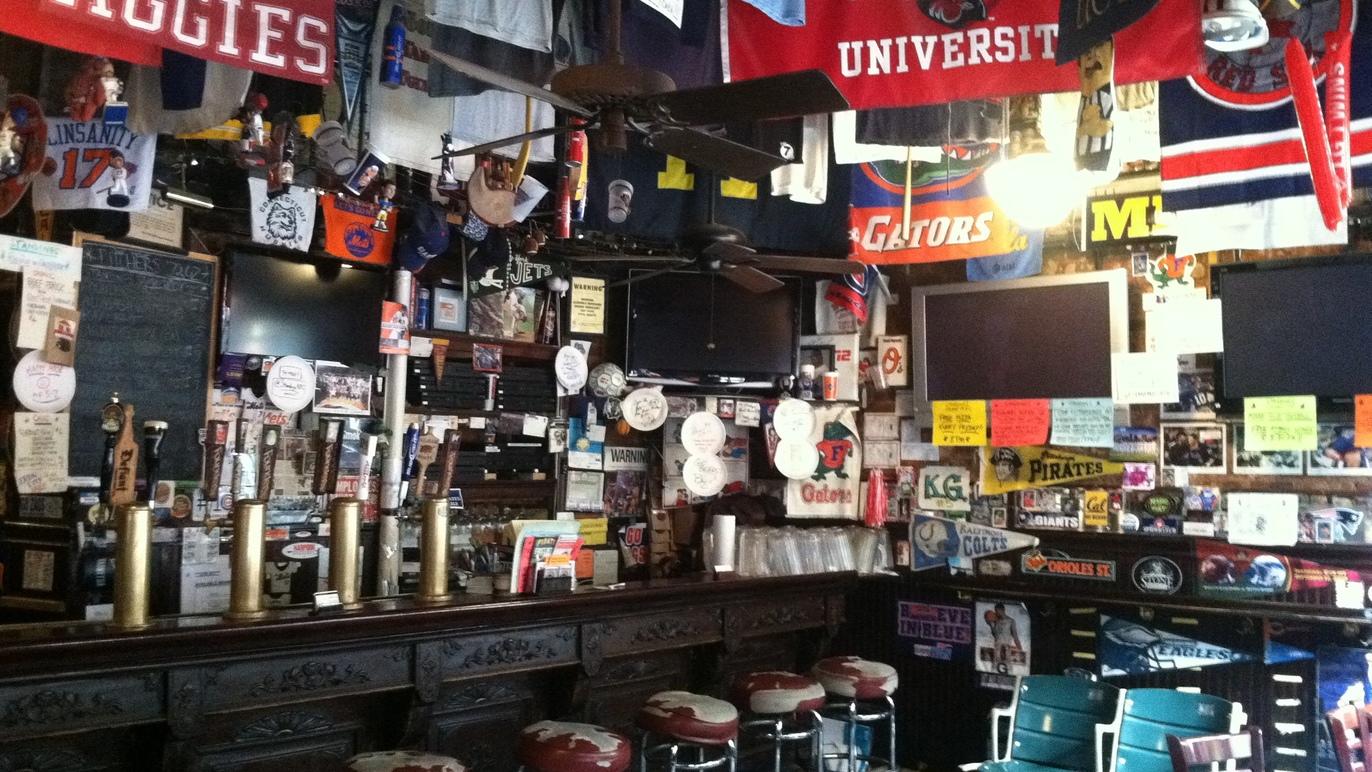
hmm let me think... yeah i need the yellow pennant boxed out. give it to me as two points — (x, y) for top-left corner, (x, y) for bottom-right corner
(980, 446), (1124, 495)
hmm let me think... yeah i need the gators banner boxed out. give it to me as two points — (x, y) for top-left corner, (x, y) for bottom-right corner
(849, 157), (1044, 266)
(724, 0), (1201, 110)
(980, 445), (1123, 495)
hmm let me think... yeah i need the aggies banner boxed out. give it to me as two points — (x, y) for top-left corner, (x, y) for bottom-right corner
(40, 0), (335, 85)
(724, 0), (1201, 110)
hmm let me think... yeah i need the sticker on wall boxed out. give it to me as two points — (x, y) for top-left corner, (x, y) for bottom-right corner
(974, 600), (1030, 678)
(898, 602), (972, 661)
(1131, 555), (1183, 595)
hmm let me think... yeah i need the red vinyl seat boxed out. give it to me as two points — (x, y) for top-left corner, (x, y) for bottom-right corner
(731, 671), (827, 715)
(811, 656), (899, 700)
(517, 720), (632, 772)
(344, 750), (467, 772)
(638, 690), (740, 745)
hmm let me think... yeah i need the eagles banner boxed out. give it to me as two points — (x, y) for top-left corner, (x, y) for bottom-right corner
(850, 157), (1044, 266)
(980, 446), (1123, 495)
(724, 0), (1202, 110)
(908, 514), (1038, 571)
(1099, 613), (1256, 676)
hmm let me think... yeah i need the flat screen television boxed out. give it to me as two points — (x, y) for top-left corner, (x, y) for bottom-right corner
(224, 250), (388, 367)
(910, 269), (1128, 401)
(626, 270), (800, 387)
(1213, 256), (1372, 400)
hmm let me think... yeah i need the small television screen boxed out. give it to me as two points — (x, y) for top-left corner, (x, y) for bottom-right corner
(224, 250), (387, 367)
(1214, 256), (1372, 399)
(911, 269), (1128, 401)
(627, 271), (800, 386)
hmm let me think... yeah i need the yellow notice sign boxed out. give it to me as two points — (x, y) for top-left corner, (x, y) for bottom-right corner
(576, 517), (609, 546)
(1243, 396), (1317, 452)
(933, 400), (987, 446)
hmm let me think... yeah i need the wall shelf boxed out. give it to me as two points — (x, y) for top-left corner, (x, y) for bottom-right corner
(409, 330), (559, 361)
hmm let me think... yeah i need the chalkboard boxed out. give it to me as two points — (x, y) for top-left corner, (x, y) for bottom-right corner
(71, 236), (218, 481)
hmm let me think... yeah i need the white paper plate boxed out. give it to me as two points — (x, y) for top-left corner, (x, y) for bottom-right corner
(680, 411), (726, 456)
(621, 387), (669, 431)
(12, 350), (75, 412)
(682, 454), (727, 497)
(265, 355), (316, 414)
(773, 438), (820, 480)
(555, 346), (588, 391)
(771, 398), (815, 441)
(589, 362), (627, 398)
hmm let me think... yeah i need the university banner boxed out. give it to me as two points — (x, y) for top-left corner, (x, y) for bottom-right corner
(980, 446), (1123, 495)
(39, 0), (335, 85)
(908, 514), (1038, 572)
(849, 158), (1044, 266)
(724, 0), (1202, 110)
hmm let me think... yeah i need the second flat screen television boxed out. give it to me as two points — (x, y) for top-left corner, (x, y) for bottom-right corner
(911, 269), (1128, 401)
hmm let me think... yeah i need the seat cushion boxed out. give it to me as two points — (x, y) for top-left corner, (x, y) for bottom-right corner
(979, 761), (1081, 772)
(812, 656), (899, 699)
(517, 721), (632, 772)
(344, 751), (467, 772)
(732, 671), (827, 715)
(638, 690), (740, 745)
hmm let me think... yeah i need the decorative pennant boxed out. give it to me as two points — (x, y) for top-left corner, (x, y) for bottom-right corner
(335, 8), (375, 126)
(980, 446), (1124, 495)
(432, 338), (449, 382)
(908, 514), (1039, 572)
(1099, 614), (1255, 676)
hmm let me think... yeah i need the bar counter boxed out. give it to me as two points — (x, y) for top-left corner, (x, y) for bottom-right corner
(0, 572), (854, 771)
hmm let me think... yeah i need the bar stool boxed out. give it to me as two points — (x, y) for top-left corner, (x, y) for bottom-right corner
(732, 671), (826, 771)
(638, 690), (740, 771)
(344, 751), (467, 771)
(517, 720), (632, 772)
(812, 656), (899, 771)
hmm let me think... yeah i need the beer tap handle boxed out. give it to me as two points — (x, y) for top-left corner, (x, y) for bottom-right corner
(257, 425), (281, 503)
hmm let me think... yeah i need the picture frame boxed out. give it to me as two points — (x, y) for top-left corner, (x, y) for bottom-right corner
(432, 284), (467, 333)
(799, 344), (835, 374)
(344, 151), (387, 197)
(1160, 359), (1217, 420)
(1306, 424), (1372, 477)
(1231, 425), (1303, 476)
(1159, 422), (1227, 475)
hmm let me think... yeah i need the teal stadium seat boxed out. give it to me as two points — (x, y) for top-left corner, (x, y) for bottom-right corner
(1102, 689), (1242, 772)
(969, 676), (1121, 772)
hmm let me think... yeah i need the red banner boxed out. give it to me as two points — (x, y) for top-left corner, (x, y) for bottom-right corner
(1, 0), (161, 65)
(40, 0), (335, 85)
(724, 0), (1201, 110)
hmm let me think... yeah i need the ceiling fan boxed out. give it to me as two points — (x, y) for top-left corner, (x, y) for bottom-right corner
(428, 0), (849, 181)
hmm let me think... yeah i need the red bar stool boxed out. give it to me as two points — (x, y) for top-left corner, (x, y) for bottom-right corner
(517, 720), (633, 772)
(812, 656), (899, 771)
(732, 671), (827, 771)
(344, 751), (467, 771)
(637, 690), (740, 771)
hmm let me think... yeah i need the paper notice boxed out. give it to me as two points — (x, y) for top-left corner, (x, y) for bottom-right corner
(13, 412), (70, 494)
(1050, 398), (1115, 448)
(18, 269), (77, 350)
(989, 399), (1050, 447)
(1226, 492), (1299, 547)
(933, 400), (987, 446)
(569, 277), (606, 334)
(1243, 396), (1317, 452)
(1358, 395), (1372, 448)
(1111, 352), (1179, 404)
(0, 234), (82, 283)
(1145, 297), (1224, 354)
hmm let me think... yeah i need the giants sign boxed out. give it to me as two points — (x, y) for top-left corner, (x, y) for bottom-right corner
(42, 0), (334, 85)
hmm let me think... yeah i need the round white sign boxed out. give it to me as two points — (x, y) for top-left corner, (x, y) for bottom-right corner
(771, 398), (815, 441)
(12, 350), (76, 412)
(682, 454), (727, 497)
(621, 387), (669, 432)
(680, 411), (726, 456)
(773, 438), (820, 480)
(555, 346), (588, 391)
(265, 355), (316, 414)
(589, 362), (627, 398)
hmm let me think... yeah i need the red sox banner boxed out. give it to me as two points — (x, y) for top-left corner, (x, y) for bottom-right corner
(40, 0), (335, 85)
(724, 0), (1202, 110)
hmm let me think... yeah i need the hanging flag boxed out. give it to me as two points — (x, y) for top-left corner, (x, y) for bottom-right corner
(0, 0), (161, 66)
(335, 7), (375, 126)
(980, 445), (1123, 495)
(1056, 0), (1160, 63)
(40, 0), (335, 85)
(850, 158), (1044, 266)
(1099, 614), (1255, 676)
(31, 119), (157, 212)
(125, 52), (253, 136)
(322, 193), (394, 266)
(724, 0), (1202, 110)
(908, 514), (1038, 572)
(786, 403), (863, 519)
(823, 264), (882, 324)
(249, 178), (317, 252)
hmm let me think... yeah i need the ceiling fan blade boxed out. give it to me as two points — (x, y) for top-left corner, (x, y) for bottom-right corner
(431, 125), (584, 159)
(745, 254), (866, 276)
(720, 264), (785, 293)
(647, 127), (787, 180)
(651, 70), (850, 126)
(701, 241), (756, 261)
(428, 51), (595, 118)
(608, 267), (683, 288)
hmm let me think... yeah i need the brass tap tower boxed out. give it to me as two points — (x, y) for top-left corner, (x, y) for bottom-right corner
(225, 500), (268, 621)
(112, 503), (153, 630)
(415, 498), (453, 605)
(328, 498), (364, 608)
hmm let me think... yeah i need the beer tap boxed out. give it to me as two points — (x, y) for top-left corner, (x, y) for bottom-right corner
(312, 418), (344, 510)
(201, 419), (229, 529)
(256, 425), (281, 504)
(230, 417), (257, 505)
(141, 420), (167, 505)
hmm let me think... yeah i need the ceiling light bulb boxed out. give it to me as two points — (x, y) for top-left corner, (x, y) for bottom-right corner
(984, 152), (1085, 230)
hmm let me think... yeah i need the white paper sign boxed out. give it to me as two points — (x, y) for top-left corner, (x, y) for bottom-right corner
(1111, 352), (1180, 404)
(17, 269), (77, 350)
(127, 192), (184, 248)
(1226, 492), (1299, 547)
(0, 235), (82, 283)
(12, 412), (70, 494)
(1145, 297), (1224, 355)
(1049, 398), (1114, 448)
(735, 401), (761, 427)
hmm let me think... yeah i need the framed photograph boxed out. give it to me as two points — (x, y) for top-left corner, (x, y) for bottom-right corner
(1231, 425), (1303, 476)
(472, 343), (503, 374)
(1160, 361), (1217, 419)
(312, 362), (372, 416)
(1306, 424), (1372, 476)
(1160, 423), (1227, 475)
(799, 344), (835, 374)
(432, 285), (467, 332)
(344, 151), (387, 197)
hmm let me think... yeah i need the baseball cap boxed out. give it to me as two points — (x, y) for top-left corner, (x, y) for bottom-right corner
(395, 203), (450, 271)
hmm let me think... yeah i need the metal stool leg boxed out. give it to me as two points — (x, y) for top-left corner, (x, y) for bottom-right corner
(728, 738), (738, 772)
(773, 717), (785, 772)
(846, 700), (859, 772)
(809, 710), (824, 772)
(887, 695), (897, 771)
(640, 731), (651, 772)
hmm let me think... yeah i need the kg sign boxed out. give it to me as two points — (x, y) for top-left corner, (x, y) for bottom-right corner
(917, 466), (972, 512)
